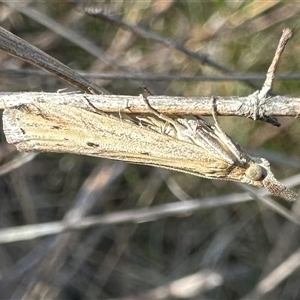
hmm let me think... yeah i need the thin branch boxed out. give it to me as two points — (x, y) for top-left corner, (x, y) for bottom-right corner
(115, 270), (223, 299)
(0, 172), (299, 244)
(259, 28), (293, 97)
(0, 26), (108, 95)
(1, 92), (299, 117)
(82, 4), (262, 90)
(0, 26), (294, 125)
(0, 193), (255, 244)
(238, 183), (300, 225)
(3, 67), (300, 82)
(242, 247), (300, 300)
(0, 153), (37, 176)
(2, 1), (128, 73)
(17, 161), (127, 299)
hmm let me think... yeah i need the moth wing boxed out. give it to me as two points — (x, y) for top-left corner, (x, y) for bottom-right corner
(3, 104), (236, 180)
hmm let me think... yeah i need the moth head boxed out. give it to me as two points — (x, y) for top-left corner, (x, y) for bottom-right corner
(245, 159), (298, 201)
(245, 163), (264, 181)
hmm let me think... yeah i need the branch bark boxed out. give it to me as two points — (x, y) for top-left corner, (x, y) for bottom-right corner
(1, 92), (299, 118)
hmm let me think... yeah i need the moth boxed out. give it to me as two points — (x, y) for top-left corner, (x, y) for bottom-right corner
(2, 96), (297, 202)
(0, 26), (297, 202)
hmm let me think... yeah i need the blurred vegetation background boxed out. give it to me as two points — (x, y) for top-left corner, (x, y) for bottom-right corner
(1, 1), (300, 299)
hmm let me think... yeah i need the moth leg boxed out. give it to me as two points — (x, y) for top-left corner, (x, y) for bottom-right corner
(140, 93), (186, 139)
(82, 96), (105, 115)
(211, 96), (227, 134)
(211, 96), (247, 164)
(141, 94), (176, 125)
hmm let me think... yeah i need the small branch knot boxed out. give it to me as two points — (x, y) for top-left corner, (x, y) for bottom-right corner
(239, 91), (281, 127)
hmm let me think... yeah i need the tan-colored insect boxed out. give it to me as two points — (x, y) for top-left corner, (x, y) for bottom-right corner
(2, 96), (297, 202)
(0, 26), (297, 202)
